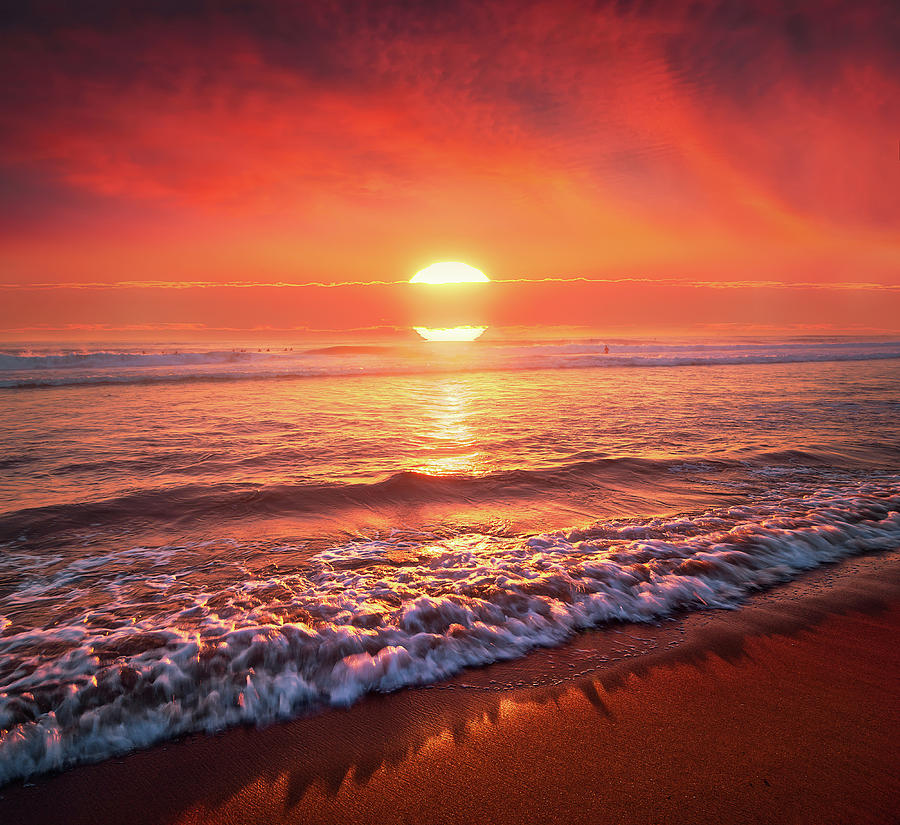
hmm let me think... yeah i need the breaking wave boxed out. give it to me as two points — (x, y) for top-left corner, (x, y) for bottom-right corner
(1, 477), (897, 784)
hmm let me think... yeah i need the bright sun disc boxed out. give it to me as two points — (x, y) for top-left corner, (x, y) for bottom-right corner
(414, 326), (487, 342)
(410, 262), (490, 284)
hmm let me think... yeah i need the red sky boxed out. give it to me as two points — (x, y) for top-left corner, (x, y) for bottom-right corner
(1, 0), (898, 338)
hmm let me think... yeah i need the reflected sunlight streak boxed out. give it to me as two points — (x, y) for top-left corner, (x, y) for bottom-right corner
(414, 326), (487, 342)
(414, 380), (483, 476)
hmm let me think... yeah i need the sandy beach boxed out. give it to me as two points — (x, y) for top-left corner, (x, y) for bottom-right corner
(2, 551), (898, 825)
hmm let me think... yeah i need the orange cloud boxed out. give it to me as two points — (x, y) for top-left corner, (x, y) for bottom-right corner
(0, 0), (897, 333)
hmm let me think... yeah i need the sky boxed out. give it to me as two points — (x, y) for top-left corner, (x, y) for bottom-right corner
(1, 0), (898, 339)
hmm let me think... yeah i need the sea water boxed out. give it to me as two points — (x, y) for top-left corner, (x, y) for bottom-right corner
(1, 336), (898, 783)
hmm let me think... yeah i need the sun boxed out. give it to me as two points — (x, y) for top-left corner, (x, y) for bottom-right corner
(410, 262), (489, 341)
(410, 262), (490, 284)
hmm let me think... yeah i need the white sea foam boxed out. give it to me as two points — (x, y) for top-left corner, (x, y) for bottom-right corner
(0, 478), (897, 783)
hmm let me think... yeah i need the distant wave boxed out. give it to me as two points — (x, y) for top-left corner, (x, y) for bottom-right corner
(302, 344), (397, 355)
(0, 349), (270, 370)
(0, 477), (897, 784)
(2, 340), (900, 389)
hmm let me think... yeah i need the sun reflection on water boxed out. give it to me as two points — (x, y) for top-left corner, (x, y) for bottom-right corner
(413, 326), (487, 341)
(414, 379), (484, 476)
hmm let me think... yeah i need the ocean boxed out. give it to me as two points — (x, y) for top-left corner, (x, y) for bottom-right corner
(1, 336), (899, 784)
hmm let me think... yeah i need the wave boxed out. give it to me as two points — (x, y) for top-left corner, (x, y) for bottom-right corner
(2, 341), (900, 389)
(0, 458), (664, 539)
(3, 450), (887, 542)
(0, 477), (897, 784)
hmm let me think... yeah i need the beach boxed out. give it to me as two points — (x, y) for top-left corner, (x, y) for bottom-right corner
(2, 550), (898, 825)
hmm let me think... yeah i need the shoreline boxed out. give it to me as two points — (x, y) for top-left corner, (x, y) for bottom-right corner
(2, 551), (899, 824)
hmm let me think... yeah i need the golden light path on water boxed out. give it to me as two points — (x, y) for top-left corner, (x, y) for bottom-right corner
(413, 326), (487, 341)
(414, 378), (483, 476)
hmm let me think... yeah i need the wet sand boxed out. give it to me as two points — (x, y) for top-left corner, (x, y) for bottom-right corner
(2, 552), (899, 825)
